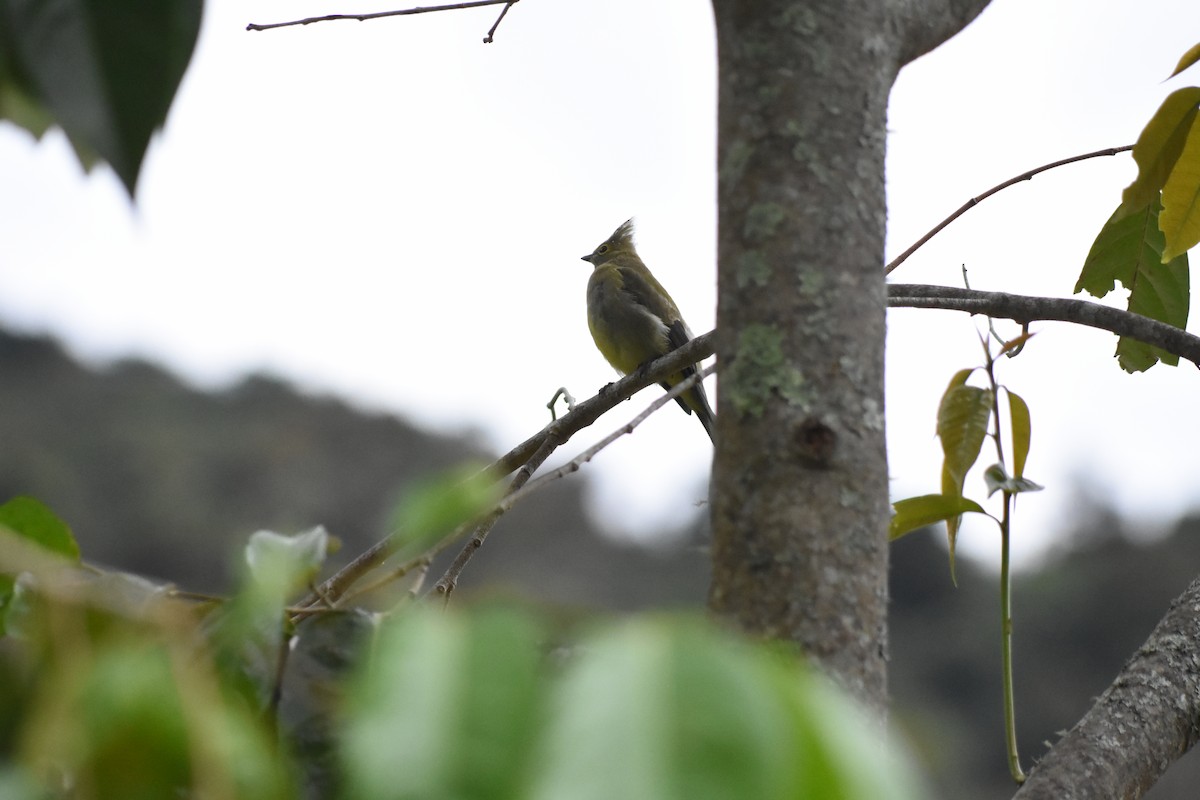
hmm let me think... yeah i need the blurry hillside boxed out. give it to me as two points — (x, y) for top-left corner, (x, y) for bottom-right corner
(2, 326), (1199, 797)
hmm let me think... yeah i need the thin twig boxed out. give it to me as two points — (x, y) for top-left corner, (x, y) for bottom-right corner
(547, 387), (576, 420)
(885, 145), (1134, 275)
(505, 366), (715, 511)
(888, 284), (1200, 367)
(482, 1), (516, 43)
(290, 330), (717, 613)
(246, 0), (516, 33)
(428, 364), (716, 602)
(430, 431), (562, 602)
(302, 369), (709, 612)
(340, 556), (432, 607)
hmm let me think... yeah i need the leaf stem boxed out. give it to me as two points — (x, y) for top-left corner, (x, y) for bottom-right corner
(983, 333), (1026, 784)
(1000, 492), (1026, 784)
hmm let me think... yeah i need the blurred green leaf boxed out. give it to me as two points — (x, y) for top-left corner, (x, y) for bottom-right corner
(1161, 113), (1200, 261)
(22, 641), (292, 800)
(390, 465), (501, 552)
(1, 573), (36, 639)
(889, 495), (987, 541)
(207, 527), (332, 712)
(3, 0), (202, 195)
(530, 617), (921, 800)
(0, 578), (11, 636)
(983, 464), (1044, 498)
(0, 496), (79, 560)
(1121, 87), (1200, 212)
(1006, 389), (1032, 480)
(1168, 42), (1200, 79)
(342, 607), (544, 800)
(245, 526), (329, 594)
(1076, 198), (1190, 372)
(0, 72), (53, 138)
(0, 767), (41, 800)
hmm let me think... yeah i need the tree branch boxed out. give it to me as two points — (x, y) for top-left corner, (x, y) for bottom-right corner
(1011, 573), (1200, 799)
(888, 284), (1200, 367)
(890, 0), (994, 66)
(292, 331), (716, 611)
(885, 145), (1134, 275)
(429, 428), (560, 602)
(482, 1), (516, 43)
(429, 364), (715, 599)
(246, 0), (518, 35)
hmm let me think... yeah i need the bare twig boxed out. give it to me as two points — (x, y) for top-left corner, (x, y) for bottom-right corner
(888, 284), (1200, 367)
(340, 555), (433, 607)
(291, 331), (716, 614)
(482, 1), (516, 43)
(885, 145), (1134, 275)
(547, 387), (576, 420)
(428, 364), (716, 601)
(507, 366), (715, 510)
(429, 431), (561, 602)
(246, 0), (517, 34)
(491, 331), (715, 479)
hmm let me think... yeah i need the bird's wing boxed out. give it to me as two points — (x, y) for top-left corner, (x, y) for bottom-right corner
(666, 319), (692, 353)
(615, 264), (682, 326)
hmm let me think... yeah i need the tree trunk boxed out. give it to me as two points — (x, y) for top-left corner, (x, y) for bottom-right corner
(707, 0), (991, 715)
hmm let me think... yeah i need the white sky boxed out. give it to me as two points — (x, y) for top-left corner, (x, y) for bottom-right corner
(2, 0), (1198, 566)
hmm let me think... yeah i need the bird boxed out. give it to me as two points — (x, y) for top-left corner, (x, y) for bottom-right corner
(581, 219), (716, 442)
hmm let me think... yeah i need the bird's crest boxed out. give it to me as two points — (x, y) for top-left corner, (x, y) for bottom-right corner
(608, 218), (636, 248)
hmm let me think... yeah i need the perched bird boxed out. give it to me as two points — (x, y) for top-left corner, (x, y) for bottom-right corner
(582, 219), (716, 442)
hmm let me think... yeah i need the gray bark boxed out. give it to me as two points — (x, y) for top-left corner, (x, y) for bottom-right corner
(1013, 575), (1200, 799)
(707, 0), (989, 714)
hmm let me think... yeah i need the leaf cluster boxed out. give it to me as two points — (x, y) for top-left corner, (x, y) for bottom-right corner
(0, 0), (201, 195)
(0, 496), (920, 799)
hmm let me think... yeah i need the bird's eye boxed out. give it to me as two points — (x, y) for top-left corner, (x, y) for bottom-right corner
(598, 245), (609, 254)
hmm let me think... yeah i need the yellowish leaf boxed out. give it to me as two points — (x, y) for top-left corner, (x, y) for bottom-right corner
(1122, 87), (1200, 213)
(1168, 42), (1200, 79)
(1161, 113), (1200, 261)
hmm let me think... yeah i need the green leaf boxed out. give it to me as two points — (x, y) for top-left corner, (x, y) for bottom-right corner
(934, 370), (987, 583)
(22, 641), (292, 799)
(983, 464), (1044, 497)
(890, 494), (987, 541)
(1161, 112), (1200, 261)
(0, 71), (54, 139)
(1006, 389), (1032, 479)
(4, 0), (203, 195)
(0, 574), (13, 636)
(1121, 87), (1200, 212)
(344, 611), (923, 800)
(1076, 198), (1190, 372)
(390, 464), (501, 552)
(530, 617), (921, 800)
(939, 464), (963, 583)
(0, 496), (79, 560)
(342, 608), (545, 800)
(244, 526), (329, 594)
(937, 382), (992, 496)
(0, 574), (34, 638)
(0, 767), (42, 800)
(1168, 42), (1200, 79)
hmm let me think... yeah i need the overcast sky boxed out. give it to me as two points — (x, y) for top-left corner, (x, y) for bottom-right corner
(2, 0), (1198, 566)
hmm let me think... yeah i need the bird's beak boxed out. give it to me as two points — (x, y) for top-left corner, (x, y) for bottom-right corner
(581, 254), (594, 263)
